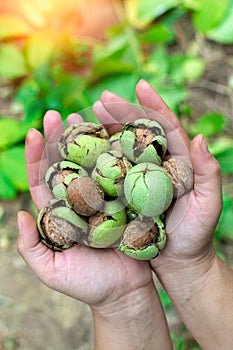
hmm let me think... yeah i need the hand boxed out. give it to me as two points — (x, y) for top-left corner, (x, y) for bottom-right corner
(17, 111), (154, 306)
(97, 79), (222, 276)
(17, 109), (174, 349)
(97, 81), (230, 350)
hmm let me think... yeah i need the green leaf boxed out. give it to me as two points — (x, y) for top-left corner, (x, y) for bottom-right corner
(0, 117), (41, 150)
(168, 54), (187, 85)
(138, 0), (181, 22)
(15, 78), (40, 105)
(207, 0), (233, 44)
(0, 146), (28, 192)
(182, 57), (205, 82)
(0, 173), (17, 199)
(85, 74), (139, 105)
(209, 137), (233, 156)
(191, 113), (226, 137)
(182, 0), (201, 11)
(156, 86), (188, 113)
(125, 0), (181, 28)
(0, 118), (21, 149)
(215, 148), (233, 174)
(168, 55), (205, 84)
(25, 33), (54, 68)
(144, 46), (169, 84)
(139, 23), (174, 44)
(0, 15), (33, 40)
(91, 59), (135, 79)
(192, 0), (229, 33)
(0, 44), (27, 79)
(93, 34), (128, 62)
(216, 196), (233, 240)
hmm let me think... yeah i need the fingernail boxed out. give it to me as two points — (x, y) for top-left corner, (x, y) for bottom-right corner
(138, 79), (149, 87)
(200, 135), (210, 155)
(26, 129), (36, 144)
(138, 78), (146, 84)
(101, 90), (115, 98)
(17, 211), (24, 232)
(93, 100), (102, 108)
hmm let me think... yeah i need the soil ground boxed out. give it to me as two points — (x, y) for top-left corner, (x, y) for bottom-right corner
(0, 194), (93, 350)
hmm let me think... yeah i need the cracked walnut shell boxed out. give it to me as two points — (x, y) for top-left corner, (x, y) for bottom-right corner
(162, 158), (194, 198)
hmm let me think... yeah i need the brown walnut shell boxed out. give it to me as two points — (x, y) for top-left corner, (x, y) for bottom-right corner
(121, 217), (158, 250)
(41, 213), (78, 247)
(162, 158), (194, 198)
(67, 176), (104, 216)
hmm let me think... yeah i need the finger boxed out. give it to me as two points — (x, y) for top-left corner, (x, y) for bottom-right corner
(136, 80), (190, 159)
(191, 135), (222, 204)
(67, 113), (84, 126)
(190, 134), (222, 227)
(43, 110), (64, 164)
(93, 101), (122, 135)
(100, 90), (146, 123)
(17, 211), (53, 278)
(26, 129), (52, 210)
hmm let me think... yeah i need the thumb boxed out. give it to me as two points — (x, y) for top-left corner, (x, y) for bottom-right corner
(17, 210), (52, 269)
(190, 134), (222, 214)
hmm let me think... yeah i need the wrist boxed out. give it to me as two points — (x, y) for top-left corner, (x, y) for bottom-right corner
(151, 244), (217, 301)
(153, 253), (233, 350)
(91, 281), (151, 319)
(91, 281), (173, 350)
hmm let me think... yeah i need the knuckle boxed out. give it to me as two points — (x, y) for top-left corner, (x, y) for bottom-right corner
(212, 157), (221, 177)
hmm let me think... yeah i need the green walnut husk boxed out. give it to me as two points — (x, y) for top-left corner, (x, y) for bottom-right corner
(45, 161), (88, 198)
(37, 198), (87, 251)
(87, 200), (127, 248)
(120, 118), (167, 165)
(124, 162), (173, 217)
(92, 150), (132, 197)
(119, 216), (166, 260)
(110, 132), (122, 151)
(58, 122), (110, 168)
(126, 208), (139, 222)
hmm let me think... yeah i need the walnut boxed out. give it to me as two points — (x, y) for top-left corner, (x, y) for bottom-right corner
(121, 218), (158, 250)
(37, 198), (87, 250)
(162, 158), (194, 198)
(67, 176), (104, 216)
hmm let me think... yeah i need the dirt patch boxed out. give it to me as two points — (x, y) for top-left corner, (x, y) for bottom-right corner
(0, 195), (93, 350)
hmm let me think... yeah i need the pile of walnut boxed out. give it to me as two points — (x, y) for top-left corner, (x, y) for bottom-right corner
(37, 118), (194, 260)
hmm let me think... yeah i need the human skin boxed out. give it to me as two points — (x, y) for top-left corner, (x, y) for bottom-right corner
(98, 79), (233, 350)
(17, 110), (173, 350)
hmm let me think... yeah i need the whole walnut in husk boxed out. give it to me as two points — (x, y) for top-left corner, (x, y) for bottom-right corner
(88, 201), (127, 248)
(37, 199), (87, 250)
(124, 162), (173, 217)
(120, 118), (167, 165)
(58, 122), (110, 168)
(92, 150), (132, 197)
(119, 217), (166, 260)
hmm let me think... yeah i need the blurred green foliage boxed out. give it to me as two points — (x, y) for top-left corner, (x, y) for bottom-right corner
(1, 1), (233, 348)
